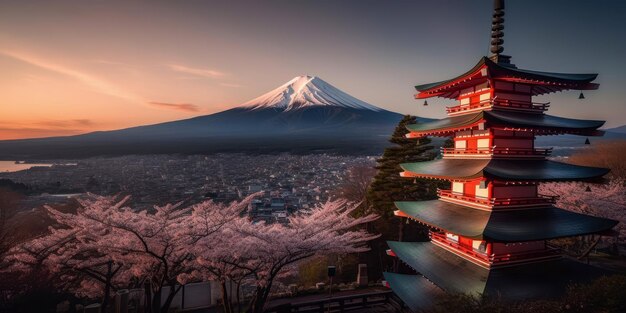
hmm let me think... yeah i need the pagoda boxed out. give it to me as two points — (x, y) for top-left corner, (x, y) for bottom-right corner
(382, 1), (618, 311)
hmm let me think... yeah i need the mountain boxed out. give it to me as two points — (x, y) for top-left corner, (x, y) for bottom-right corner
(241, 75), (382, 112)
(0, 76), (423, 158)
(605, 125), (626, 134)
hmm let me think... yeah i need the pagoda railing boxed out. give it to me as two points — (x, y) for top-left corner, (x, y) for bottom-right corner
(437, 189), (558, 207)
(490, 248), (561, 265)
(431, 232), (561, 266)
(441, 147), (552, 157)
(446, 98), (550, 115)
(430, 232), (490, 263)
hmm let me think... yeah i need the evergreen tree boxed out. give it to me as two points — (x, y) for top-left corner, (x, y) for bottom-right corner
(362, 115), (445, 275)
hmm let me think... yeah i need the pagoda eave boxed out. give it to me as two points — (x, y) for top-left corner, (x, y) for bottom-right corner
(414, 57), (599, 99)
(386, 241), (611, 300)
(382, 272), (444, 312)
(400, 159), (610, 182)
(395, 201), (619, 243)
(406, 111), (606, 138)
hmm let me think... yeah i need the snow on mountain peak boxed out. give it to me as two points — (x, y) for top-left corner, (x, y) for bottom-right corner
(240, 75), (382, 112)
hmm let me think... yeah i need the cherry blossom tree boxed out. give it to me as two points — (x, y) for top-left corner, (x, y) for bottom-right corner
(540, 180), (626, 244)
(5, 196), (135, 312)
(72, 193), (258, 313)
(7, 194), (378, 313)
(7, 193), (259, 313)
(178, 227), (258, 313)
(182, 199), (379, 313)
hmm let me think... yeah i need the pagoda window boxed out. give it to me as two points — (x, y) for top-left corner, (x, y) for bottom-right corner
(477, 138), (490, 149)
(446, 233), (459, 242)
(479, 92), (491, 102)
(460, 98), (470, 106)
(472, 240), (487, 254)
(475, 183), (489, 199)
(454, 140), (467, 149)
(452, 182), (464, 195)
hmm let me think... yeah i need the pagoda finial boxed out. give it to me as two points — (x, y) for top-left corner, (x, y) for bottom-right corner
(490, 0), (511, 64)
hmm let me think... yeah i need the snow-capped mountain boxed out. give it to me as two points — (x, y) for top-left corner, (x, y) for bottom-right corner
(0, 76), (420, 158)
(241, 75), (382, 112)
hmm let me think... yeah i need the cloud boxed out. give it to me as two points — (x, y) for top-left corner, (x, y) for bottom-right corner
(36, 119), (94, 128)
(148, 101), (200, 112)
(0, 119), (95, 140)
(167, 64), (225, 79)
(1, 119), (95, 130)
(0, 50), (142, 103)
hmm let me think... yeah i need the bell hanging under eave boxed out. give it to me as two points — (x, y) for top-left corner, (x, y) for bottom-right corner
(585, 138), (591, 145)
(423, 100), (428, 106)
(578, 92), (585, 99)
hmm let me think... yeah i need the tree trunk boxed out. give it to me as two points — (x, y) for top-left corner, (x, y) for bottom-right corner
(251, 278), (274, 313)
(160, 284), (181, 313)
(151, 283), (162, 313)
(144, 282), (152, 313)
(221, 281), (233, 313)
(236, 280), (242, 313)
(101, 262), (113, 313)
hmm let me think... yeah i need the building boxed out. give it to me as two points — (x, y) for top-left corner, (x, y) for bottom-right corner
(382, 1), (619, 311)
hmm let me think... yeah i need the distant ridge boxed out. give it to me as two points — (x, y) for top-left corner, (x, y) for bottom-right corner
(0, 76), (428, 158)
(605, 125), (626, 134)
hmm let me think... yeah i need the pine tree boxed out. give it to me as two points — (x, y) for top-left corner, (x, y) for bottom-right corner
(363, 115), (444, 274)
(368, 115), (439, 223)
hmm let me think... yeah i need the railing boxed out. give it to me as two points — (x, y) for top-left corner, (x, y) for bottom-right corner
(441, 147), (552, 157)
(430, 232), (490, 263)
(431, 232), (561, 266)
(446, 98), (550, 114)
(437, 189), (558, 207)
(438, 189), (492, 206)
(264, 290), (394, 313)
(490, 247), (561, 265)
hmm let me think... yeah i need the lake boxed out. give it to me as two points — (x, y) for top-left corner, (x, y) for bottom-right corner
(0, 161), (54, 173)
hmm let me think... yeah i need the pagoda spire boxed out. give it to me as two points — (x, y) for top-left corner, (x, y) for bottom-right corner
(490, 0), (511, 64)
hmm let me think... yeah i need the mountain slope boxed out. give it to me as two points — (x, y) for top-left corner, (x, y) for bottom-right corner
(0, 76), (424, 158)
(605, 125), (626, 134)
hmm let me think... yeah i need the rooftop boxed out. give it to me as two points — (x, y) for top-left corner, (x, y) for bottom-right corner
(395, 201), (618, 242)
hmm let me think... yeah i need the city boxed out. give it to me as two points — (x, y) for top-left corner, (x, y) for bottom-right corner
(0, 154), (375, 221)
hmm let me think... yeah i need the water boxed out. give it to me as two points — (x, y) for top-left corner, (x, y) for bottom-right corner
(0, 161), (54, 173)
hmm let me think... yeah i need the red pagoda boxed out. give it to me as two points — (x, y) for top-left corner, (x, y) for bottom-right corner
(382, 1), (618, 311)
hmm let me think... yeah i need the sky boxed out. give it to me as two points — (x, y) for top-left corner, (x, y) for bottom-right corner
(1, 0), (625, 140)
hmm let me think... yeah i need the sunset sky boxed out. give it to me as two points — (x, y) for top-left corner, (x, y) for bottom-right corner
(2, 0), (626, 140)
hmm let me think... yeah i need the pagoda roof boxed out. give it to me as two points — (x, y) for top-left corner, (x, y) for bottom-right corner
(382, 272), (444, 312)
(415, 57), (599, 99)
(395, 201), (617, 242)
(400, 159), (609, 182)
(387, 241), (609, 300)
(406, 110), (605, 137)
